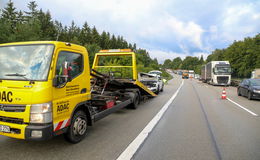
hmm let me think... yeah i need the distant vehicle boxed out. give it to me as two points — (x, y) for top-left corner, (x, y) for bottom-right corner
(177, 71), (183, 75)
(139, 72), (164, 94)
(182, 70), (189, 79)
(202, 61), (232, 85)
(188, 70), (195, 78)
(149, 70), (162, 77)
(195, 74), (200, 79)
(237, 79), (260, 100)
(251, 69), (260, 79)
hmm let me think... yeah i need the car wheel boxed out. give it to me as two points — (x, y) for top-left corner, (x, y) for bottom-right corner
(247, 91), (252, 100)
(237, 88), (241, 96)
(160, 86), (164, 92)
(155, 86), (160, 94)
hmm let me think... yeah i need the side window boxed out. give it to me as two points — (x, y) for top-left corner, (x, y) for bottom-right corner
(56, 51), (83, 80)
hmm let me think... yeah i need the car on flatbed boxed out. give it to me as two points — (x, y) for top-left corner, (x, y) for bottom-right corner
(139, 73), (164, 94)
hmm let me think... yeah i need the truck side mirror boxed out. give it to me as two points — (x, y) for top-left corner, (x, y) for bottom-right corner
(53, 75), (67, 88)
(53, 76), (59, 87)
(53, 61), (72, 88)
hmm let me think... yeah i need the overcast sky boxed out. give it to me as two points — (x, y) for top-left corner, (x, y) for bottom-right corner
(1, 0), (260, 63)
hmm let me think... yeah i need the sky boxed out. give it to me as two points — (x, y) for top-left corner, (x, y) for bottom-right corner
(1, 0), (260, 63)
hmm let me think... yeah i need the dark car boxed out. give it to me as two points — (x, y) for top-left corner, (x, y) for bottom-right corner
(237, 79), (260, 100)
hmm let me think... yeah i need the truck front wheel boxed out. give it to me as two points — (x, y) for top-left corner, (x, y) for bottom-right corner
(64, 110), (88, 144)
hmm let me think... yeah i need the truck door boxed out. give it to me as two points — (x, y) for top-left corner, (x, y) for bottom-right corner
(52, 50), (85, 132)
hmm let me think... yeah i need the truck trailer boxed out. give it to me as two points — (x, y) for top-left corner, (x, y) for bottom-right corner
(0, 41), (156, 143)
(204, 61), (231, 85)
(251, 69), (260, 79)
(188, 70), (195, 78)
(201, 65), (206, 82)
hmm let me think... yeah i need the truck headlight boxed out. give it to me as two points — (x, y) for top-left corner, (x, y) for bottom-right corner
(30, 102), (52, 123)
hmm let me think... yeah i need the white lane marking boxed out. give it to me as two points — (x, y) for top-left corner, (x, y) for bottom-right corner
(116, 80), (184, 160)
(227, 98), (258, 116)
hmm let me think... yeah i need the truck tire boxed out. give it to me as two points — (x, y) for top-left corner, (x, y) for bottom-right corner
(127, 92), (140, 109)
(64, 110), (88, 144)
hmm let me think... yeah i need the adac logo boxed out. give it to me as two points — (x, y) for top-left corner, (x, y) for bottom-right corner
(0, 91), (13, 102)
(0, 104), (4, 111)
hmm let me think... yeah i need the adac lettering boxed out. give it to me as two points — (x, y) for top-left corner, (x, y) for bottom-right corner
(57, 103), (69, 112)
(0, 91), (13, 102)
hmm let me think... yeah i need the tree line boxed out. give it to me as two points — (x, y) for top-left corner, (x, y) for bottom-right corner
(0, 0), (166, 77)
(163, 56), (204, 74)
(163, 34), (260, 78)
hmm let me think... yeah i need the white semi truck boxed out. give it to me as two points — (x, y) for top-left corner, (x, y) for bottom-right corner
(251, 69), (260, 79)
(201, 61), (232, 85)
(188, 70), (195, 78)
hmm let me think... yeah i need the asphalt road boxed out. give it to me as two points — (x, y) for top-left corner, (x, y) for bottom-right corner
(135, 76), (260, 160)
(1, 75), (259, 160)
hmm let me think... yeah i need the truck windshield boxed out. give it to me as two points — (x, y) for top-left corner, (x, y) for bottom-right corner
(214, 67), (231, 74)
(0, 44), (54, 81)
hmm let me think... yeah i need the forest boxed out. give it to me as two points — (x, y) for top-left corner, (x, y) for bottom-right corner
(163, 34), (260, 78)
(0, 1), (170, 78)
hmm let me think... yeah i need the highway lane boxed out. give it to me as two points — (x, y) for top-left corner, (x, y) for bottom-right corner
(207, 84), (260, 115)
(134, 78), (260, 160)
(0, 76), (183, 160)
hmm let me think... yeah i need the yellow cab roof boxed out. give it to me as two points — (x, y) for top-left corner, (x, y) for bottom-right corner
(0, 41), (86, 52)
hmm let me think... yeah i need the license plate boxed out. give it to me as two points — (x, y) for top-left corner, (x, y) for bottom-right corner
(0, 125), (10, 133)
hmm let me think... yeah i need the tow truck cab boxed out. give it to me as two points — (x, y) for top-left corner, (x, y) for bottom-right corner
(0, 41), (91, 141)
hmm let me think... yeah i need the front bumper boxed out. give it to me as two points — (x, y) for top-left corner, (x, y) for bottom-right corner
(252, 92), (260, 99)
(0, 121), (53, 141)
(25, 124), (53, 141)
(148, 87), (157, 92)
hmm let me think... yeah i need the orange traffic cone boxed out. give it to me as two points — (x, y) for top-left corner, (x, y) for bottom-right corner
(221, 88), (227, 99)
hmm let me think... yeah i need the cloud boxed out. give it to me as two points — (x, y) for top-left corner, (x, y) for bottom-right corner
(149, 50), (209, 64)
(1, 0), (260, 63)
(139, 14), (204, 50)
(211, 2), (260, 43)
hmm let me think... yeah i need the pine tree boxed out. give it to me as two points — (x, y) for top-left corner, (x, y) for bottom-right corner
(79, 22), (91, 45)
(1, 0), (18, 32)
(24, 1), (38, 20)
(91, 26), (100, 44)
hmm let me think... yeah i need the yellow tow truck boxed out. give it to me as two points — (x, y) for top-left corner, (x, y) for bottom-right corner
(0, 41), (155, 143)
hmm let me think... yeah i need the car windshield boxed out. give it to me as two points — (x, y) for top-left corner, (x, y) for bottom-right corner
(149, 71), (161, 75)
(215, 67), (231, 74)
(250, 79), (260, 86)
(0, 44), (54, 81)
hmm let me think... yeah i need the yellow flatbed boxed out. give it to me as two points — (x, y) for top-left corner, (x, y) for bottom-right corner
(92, 50), (157, 97)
